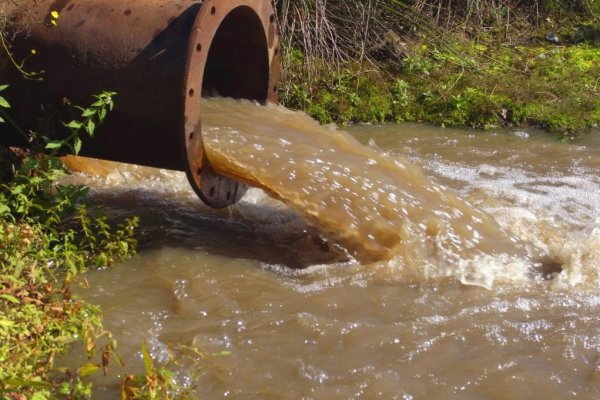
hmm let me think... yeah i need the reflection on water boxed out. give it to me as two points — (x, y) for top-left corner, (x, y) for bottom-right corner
(62, 100), (600, 399)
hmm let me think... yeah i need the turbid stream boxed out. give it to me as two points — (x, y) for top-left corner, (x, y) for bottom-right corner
(63, 99), (600, 399)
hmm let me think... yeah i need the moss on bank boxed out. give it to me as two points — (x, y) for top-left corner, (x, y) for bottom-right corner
(281, 42), (600, 138)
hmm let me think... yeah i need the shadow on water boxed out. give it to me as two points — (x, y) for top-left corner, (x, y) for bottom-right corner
(85, 188), (349, 269)
(86, 186), (566, 283)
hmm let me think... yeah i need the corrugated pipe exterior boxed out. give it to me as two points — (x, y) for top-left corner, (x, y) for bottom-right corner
(0, 0), (281, 208)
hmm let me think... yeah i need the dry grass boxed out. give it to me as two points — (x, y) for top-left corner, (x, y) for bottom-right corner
(276, 0), (598, 69)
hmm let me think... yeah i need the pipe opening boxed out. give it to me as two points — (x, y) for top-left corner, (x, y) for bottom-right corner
(202, 6), (269, 101)
(183, 1), (278, 208)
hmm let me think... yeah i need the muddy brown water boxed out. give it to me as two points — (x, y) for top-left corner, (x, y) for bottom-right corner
(62, 99), (600, 399)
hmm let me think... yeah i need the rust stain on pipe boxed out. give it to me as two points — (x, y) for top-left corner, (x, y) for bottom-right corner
(1, 0), (280, 208)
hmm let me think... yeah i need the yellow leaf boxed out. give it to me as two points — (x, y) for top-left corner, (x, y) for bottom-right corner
(78, 362), (100, 378)
(51, 11), (59, 19)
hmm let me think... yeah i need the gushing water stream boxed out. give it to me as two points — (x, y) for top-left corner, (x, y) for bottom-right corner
(201, 99), (538, 267)
(62, 99), (600, 399)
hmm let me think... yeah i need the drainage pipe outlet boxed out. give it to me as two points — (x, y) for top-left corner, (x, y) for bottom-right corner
(1, 0), (281, 208)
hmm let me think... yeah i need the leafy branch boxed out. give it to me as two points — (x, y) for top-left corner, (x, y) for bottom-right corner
(45, 91), (116, 156)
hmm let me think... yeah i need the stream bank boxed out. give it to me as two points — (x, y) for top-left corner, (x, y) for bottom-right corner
(278, 0), (600, 138)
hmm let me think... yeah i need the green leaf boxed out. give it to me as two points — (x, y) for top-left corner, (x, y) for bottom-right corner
(58, 382), (71, 395)
(4, 379), (52, 388)
(78, 362), (100, 378)
(65, 120), (83, 130)
(0, 294), (20, 304)
(95, 252), (108, 267)
(81, 108), (96, 117)
(0, 85), (8, 91)
(74, 136), (82, 155)
(141, 342), (154, 376)
(0, 204), (10, 215)
(31, 391), (49, 400)
(112, 348), (125, 367)
(45, 141), (63, 150)
(0, 96), (10, 108)
(0, 319), (14, 327)
(86, 119), (96, 136)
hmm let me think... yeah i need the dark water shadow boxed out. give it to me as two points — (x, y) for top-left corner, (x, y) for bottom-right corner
(84, 188), (348, 269)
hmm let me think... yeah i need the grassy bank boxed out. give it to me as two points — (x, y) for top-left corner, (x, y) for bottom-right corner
(278, 0), (600, 138)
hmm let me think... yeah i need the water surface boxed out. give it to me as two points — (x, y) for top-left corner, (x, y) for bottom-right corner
(63, 101), (600, 399)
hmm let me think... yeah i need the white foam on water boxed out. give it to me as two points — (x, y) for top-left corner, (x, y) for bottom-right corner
(426, 160), (600, 226)
(62, 162), (198, 202)
(400, 135), (600, 291)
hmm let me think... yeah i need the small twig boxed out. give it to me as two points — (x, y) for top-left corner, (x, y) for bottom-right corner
(445, 65), (465, 93)
(585, 0), (598, 20)
(0, 28), (43, 81)
(537, 91), (560, 103)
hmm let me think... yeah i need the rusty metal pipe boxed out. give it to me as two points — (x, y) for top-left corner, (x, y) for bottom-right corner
(1, 0), (280, 208)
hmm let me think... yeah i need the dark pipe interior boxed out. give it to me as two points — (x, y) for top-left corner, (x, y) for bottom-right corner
(202, 6), (269, 101)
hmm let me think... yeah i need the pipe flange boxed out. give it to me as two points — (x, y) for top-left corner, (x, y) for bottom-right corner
(182, 0), (280, 208)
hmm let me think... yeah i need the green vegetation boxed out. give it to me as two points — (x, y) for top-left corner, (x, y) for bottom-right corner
(278, 0), (600, 138)
(0, 1), (598, 398)
(1, 75), (190, 400)
(0, 8), (197, 399)
(0, 86), (192, 398)
(0, 89), (140, 398)
(1, 5), (199, 395)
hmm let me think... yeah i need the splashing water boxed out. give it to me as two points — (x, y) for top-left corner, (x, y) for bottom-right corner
(60, 100), (600, 399)
(201, 98), (538, 272)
